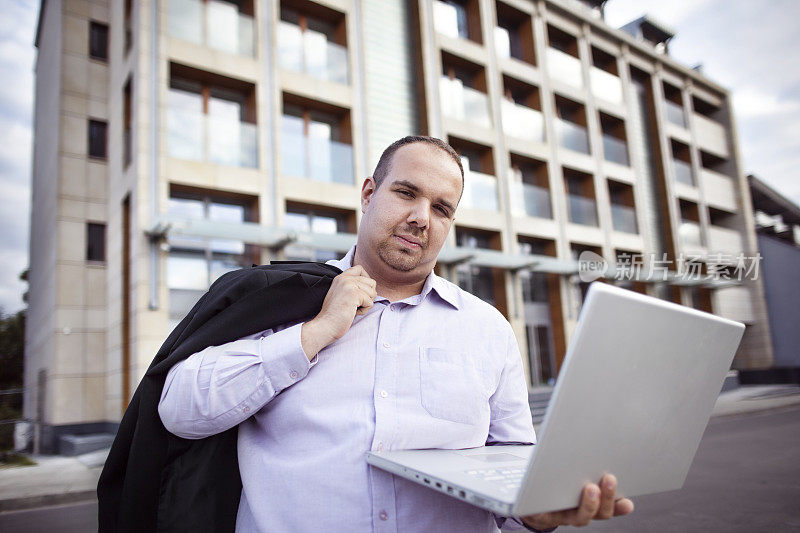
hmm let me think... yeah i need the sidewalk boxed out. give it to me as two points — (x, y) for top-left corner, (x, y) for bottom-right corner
(1, 385), (798, 513)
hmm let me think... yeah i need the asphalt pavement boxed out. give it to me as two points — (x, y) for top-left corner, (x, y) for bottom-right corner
(1, 384), (798, 531)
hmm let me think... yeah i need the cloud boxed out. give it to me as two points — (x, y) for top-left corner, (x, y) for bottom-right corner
(733, 88), (800, 118)
(0, 0), (36, 313)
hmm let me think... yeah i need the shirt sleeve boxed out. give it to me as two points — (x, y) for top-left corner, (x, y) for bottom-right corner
(158, 322), (314, 439)
(486, 322), (537, 446)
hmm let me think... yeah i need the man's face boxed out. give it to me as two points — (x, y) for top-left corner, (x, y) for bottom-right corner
(357, 142), (462, 280)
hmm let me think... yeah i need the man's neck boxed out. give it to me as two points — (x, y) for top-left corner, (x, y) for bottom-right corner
(352, 248), (428, 302)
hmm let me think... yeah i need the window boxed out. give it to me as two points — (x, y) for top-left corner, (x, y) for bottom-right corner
(455, 228), (507, 316)
(555, 96), (590, 154)
(278, 4), (348, 83)
(434, 0), (481, 43)
(448, 136), (497, 211)
(124, 0), (133, 53)
(509, 154), (550, 219)
(87, 223), (106, 262)
(599, 112), (629, 166)
(89, 21), (109, 61)
(167, 64), (258, 168)
(88, 119), (108, 159)
(283, 203), (355, 262)
(494, 1), (535, 65)
(166, 189), (258, 330)
(608, 180), (638, 234)
(123, 79), (132, 167)
(281, 98), (353, 184)
(564, 168), (598, 226)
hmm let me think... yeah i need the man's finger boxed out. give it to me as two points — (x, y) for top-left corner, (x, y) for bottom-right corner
(595, 474), (617, 519)
(570, 484), (601, 526)
(614, 498), (634, 516)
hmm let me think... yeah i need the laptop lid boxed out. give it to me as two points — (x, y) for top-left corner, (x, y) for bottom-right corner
(512, 282), (744, 515)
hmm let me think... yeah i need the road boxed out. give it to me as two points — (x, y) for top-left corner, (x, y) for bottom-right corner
(2, 406), (799, 532)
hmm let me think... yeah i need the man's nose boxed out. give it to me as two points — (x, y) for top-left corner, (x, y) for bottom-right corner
(407, 200), (430, 228)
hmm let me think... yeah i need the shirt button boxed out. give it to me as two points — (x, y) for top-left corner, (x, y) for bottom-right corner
(289, 370), (298, 379)
(243, 406), (250, 413)
(382, 342), (390, 348)
(379, 510), (388, 521)
(377, 442), (384, 451)
(379, 390), (388, 398)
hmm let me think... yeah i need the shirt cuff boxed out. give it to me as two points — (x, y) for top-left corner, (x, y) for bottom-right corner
(258, 323), (314, 392)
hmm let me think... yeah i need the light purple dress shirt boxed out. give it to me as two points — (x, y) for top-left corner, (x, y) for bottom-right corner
(159, 247), (537, 532)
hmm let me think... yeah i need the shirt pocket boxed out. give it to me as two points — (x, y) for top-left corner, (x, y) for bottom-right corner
(418, 347), (487, 425)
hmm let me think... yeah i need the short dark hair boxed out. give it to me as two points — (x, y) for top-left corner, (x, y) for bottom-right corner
(372, 136), (464, 198)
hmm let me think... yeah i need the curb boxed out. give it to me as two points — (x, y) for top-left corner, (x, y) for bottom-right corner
(0, 490), (97, 513)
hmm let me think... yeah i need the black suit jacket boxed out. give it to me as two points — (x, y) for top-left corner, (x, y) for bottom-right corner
(97, 262), (341, 532)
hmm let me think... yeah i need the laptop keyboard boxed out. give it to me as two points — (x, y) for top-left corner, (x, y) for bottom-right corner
(466, 468), (525, 492)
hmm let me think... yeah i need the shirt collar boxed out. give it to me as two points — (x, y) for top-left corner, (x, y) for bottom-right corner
(327, 246), (460, 310)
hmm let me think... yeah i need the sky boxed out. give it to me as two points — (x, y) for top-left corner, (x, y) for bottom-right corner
(0, 0), (798, 314)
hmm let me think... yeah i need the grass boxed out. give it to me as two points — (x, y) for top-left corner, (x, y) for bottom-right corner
(0, 451), (36, 468)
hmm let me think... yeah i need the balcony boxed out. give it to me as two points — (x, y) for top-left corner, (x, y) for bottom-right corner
(590, 67), (623, 105)
(701, 169), (737, 212)
(602, 134), (629, 166)
(168, 0), (255, 57)
(708, 225), (744, 255)
(611, 204), (638, 234)
(693, 113), (729, 157)
(556, 119), (590, 154)
(462, 170), (499, 211)
(678, 221), (703, 248)
(673, 159), (694, 186)
(167, 107), (257, 168)
(665, 100), (686, 128)
(281, 132), (354, 185)
(568, 194), (598, 226)
(547, 48), (583, 89)
(277, 21), (348, 84)
(439, 77), (491, 129)
(509, 181), (551, 219)
(501, 99), (544, 142)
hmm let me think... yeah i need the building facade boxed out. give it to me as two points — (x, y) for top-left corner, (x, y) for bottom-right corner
(26, 0), (773, 452)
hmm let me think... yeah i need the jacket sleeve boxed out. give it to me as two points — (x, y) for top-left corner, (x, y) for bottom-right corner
(158, 322), (314, 439)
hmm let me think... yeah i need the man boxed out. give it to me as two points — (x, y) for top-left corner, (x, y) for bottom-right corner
(158, 136), (633, 531)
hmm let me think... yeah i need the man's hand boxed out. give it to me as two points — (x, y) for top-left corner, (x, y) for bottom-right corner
(520, 474), (634, 530)
(301, 266), (377, 360)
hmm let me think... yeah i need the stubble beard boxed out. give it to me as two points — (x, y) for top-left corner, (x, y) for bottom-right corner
(376, 227), (428, 272)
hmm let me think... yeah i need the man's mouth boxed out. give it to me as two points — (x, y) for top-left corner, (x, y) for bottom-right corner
(395, 234), (423, 248)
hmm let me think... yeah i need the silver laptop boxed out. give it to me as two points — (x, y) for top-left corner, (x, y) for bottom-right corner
(366, 282), (745, 517)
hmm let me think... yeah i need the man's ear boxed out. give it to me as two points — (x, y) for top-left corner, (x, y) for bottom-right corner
(361, 176), (376, 213)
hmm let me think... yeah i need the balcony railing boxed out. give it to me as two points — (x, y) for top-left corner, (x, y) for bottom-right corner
(509, 181), (552, 219)
(590, 67), (623, 104)
(277, 21), (349, 84)
(501, 99), (544, 142)
(602, 134), (629, 166)
(679, 221), (703, 248)
(547, 48), (583, 89)
(433, 0), (466, 40)
(167, 108), (257, 168)
(168, 0), (255, 57)
(462, 171), (499, 211)
(611, 204), (638, 234)
(568, 194), (598, 226)
(693, 113), (729, 157)
(665, 100), (686, 128)
(281, 132), (354, 185)
(708, 225), (744, 254)
(439, 77), (491, 128)
(556, 119), (590, 154)
(673, 158), (694, 186)
(494, 26), (511, 59)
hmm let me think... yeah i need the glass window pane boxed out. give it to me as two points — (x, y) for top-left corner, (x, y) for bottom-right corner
(207, 0), (239, 54)
(311, 215), (338, 234)
(168, 197), (205, 219)
(167, 253), (208, 290)
(284, 212), (311, 232)
(281, 114), (307, 177)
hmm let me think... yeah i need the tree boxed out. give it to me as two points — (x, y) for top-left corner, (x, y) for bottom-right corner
(0, 308), (25, 389)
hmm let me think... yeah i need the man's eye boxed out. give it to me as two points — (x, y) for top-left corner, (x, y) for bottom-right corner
(398, 189), (413, 197)
(435, 206), (449, 216)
